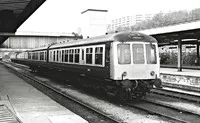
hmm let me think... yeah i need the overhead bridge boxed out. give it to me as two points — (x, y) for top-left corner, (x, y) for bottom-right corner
(0, 0), (46, 46)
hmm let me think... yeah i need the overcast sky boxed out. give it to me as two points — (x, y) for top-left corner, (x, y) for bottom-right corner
(17, 0), (200, 33)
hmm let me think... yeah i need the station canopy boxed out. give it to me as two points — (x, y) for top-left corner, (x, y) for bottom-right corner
(139, 20), (200, 46)
(0, 0), (46, 45)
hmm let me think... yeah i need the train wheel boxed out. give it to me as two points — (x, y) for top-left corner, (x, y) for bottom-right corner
(118, 87), (130, 101)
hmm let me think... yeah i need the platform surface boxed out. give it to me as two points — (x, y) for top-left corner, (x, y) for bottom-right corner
(160, 67), (200, 90)
(160, 67), (200, 77)
(0, 63), (88, 123)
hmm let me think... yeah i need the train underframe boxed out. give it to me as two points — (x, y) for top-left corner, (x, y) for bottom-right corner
(109, 79), (162, 101)
(29, 64), (162, 101)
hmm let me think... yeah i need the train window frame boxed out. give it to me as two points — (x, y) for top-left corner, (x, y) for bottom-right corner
(57, 50), (59, 62)
(65, 49), (69, 63)
(69, 49), (74, 63)
(35, 52), (37, 60)
(62, 50), (65, 62)
(58, 50), (62, 62)
(28, 52), (31, 60)
(49, 51), (52, 62)
(40, 52), (44, 61)
(37, 52), (39, 60)
(32, 52), (34, 60)
(50, 45), (105, 67)
(145, 43), (157, 64)
(44, 51), (47, 61)
(86, 47), (93, 64)
(35, 52), (38, 60)
(53, 50), (56, 62)
(84, 44), (105, 67)
(117, 43), (131, 64)
(74, 49), (80, 63)
(34, 52), (35, 60)
(40, 52), (42, 60)
(95, 47), (103, 65)
(61, 48), (79, 64)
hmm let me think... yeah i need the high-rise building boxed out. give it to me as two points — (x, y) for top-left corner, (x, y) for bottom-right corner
(81, 9), (108, 38)
(108, 14), (154, 31)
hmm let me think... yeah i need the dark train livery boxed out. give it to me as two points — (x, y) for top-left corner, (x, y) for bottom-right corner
(11, 31), (162, 100)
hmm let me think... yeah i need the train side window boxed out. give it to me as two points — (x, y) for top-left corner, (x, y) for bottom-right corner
(34, 52), (36, 60)
(33, 52), (35, 60)
(32, 53), (34, 60)
(69, 49), (74, 62)
(86, 48), (93, 64)
(28, 53), (31, 59)
(40, 52), (43, 60)
(44, 52), (47, 61)
(53, 51), (56, 61)
(57, 50), (59, 61)
(40, 52), (41, 60)
(62, 50), (65, 62)
(34, 52), (37, 60)
(38, 52), (39, 60)
(65, 50), (69, 62)
(75, 49), (80, 63)
(50, 51), (52, 61)
(35, 52), (38, 60)
(132, 44), (144, 64)
(95, 47), (103, 65)
(59, 50), (61, 62)
(42, 52), (44, 60)
(43, 52), (44, 60)
(29, 53), (31, 60)
(35, 52), (37, 60)
(82, 49), (84, 60)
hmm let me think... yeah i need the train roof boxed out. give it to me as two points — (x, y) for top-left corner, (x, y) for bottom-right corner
(49, 31), (157, 49)
(30, 45), (49, 51)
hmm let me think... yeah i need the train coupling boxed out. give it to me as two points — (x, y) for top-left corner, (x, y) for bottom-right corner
(121, 79), (138, 91)
(153, 78), (162, 88)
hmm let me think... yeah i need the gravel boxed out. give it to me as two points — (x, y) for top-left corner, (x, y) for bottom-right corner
(50, 82), (170, 123)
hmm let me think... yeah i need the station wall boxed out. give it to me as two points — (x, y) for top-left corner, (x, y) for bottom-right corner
(1, 36), (74, 49)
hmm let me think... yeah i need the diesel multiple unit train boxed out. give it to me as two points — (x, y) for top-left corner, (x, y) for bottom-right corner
(11, 31), (162, 100)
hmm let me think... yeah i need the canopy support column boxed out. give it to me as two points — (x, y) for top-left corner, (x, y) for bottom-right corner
(177, 37), (182, 72)
(197, 41), (199, 66)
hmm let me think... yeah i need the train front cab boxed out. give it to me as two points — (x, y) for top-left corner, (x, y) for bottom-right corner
(109, 39), (161, 100)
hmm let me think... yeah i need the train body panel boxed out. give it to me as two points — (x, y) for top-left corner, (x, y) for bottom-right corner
(110, 41), (160, 80)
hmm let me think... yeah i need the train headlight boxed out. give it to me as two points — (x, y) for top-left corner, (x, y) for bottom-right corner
(122, 71), (127, 80)
(150, 71), (155, 76)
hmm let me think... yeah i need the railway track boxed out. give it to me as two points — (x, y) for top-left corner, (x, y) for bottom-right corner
(5, 61), (200, 123)
(126, 98), (200, 123)
(2, 61), (122, 123)
(151, 87), (200, 103)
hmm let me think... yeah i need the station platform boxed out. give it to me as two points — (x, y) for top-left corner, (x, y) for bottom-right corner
(160, 67), (200, 91)
(0, 63), (88, 123)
